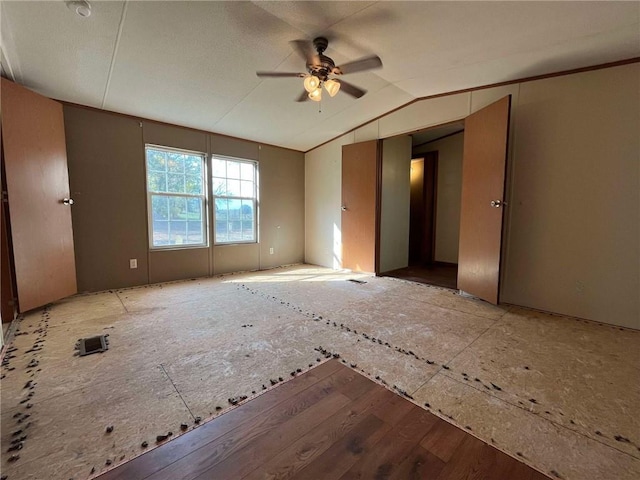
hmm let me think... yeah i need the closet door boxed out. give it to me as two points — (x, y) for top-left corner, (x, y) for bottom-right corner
(1, 79), (77, 311)
(458, 95), (511, 304)
(342, 140), (380, 273)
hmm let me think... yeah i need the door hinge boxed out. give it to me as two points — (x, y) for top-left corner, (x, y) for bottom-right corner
(2, 191), (8, 203)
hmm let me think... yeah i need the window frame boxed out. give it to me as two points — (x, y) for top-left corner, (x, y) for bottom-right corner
(211, 155), (259, 245)
(145, 144), (209, 250)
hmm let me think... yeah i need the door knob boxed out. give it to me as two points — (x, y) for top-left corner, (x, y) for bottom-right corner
(62, 198), (74, 206)
(490, 200), (503, 208)
(341, 206), (347, 211)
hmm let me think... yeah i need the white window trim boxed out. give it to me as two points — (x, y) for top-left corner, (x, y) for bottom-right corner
(145, 144), (209, 250)
(212, 155), (259, 245)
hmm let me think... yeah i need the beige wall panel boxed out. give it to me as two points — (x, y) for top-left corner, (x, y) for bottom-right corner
(378, 93), (470, 138)
(416, 132), (464, 264)
(380, 136), (412, 273)
(502, 63), (639, 328)
(64, 106), (149, 292)
(258, 145), (305, 269)
(143, 121), (207, 152)
(213, 243), (260, 275)
(149, 248), (209, 284)
(470, 85), (520, 114)
(211, 134), (259, 160)
(354, 121), (379, 143)
(305, 132), (355, 269)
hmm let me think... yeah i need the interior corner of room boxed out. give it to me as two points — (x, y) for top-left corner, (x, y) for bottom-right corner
(2, 62), (639, 331)
(309, 63), (639, 330)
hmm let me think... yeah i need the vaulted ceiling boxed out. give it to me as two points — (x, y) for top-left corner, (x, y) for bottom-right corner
(2, 1), (638, 151)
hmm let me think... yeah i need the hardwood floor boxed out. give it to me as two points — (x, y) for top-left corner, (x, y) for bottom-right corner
(98, 360), (549, 480)
(383, 263), (458, 290)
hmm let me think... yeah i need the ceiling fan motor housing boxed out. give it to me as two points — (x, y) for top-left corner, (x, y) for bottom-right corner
(307, 37), (335, 81)
(308, 56), (335, 80)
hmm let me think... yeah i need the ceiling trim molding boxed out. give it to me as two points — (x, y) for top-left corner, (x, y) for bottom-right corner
(305, 56), (640, 154)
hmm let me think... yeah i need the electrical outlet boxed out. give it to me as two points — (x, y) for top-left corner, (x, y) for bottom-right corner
(129, 258), (138, 269)
(269, 247), (274, 255)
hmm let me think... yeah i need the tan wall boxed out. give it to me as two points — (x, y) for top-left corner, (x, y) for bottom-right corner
(258, 145), (305, 269)
(305, 132), (355, 269)
(380, 136), (412, 273)
(414, 132), (464, 264)
(304, 63), (639, 329)
(64, 107), (304, 291)
(64, 108), (149, 292)
(501, 67), (639, 328)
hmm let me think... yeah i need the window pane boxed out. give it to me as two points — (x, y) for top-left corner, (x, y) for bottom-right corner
(147, 150), (166, 172)
(212, 158), (226, 177)
(187, 221), (203, 243)
(228, 198), (241, 220)
(226, 179), (241, 197)
(152, 220), (169, 246)
(167, 153), (185, 173)
(215, 198), (228, 220)
(168, 196), (187, 220)
(185, 157), (201, 175)
(151, 195), (168, 221)
(212, 178), (227, 196)
(169, 221), (187, 244)
(240, 162), (254, 181)
(240, 180), (254, 198)
(167, 173), (185, 193)
(148, 172), (167, 192)
(185, 174), (203, 195)
(241, 199), (255, 241)
(186, 197), (202, 220)
(215, 198), (228, 243)
(227, 199), (241, 242)
(227, 161), (240, 179)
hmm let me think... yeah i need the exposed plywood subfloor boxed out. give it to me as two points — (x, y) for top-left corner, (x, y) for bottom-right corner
(0, 265), (638, 480)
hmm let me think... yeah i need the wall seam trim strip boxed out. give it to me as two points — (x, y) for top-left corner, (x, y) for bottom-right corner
(101, 0), (128, 109)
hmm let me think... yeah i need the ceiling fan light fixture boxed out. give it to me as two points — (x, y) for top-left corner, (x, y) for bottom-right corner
(303, 75), (320, 93)
(308, 87), (322, 102)
(324, 79), (340, 97)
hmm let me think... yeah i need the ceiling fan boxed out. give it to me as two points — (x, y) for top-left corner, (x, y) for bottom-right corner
(256, 37), (382, 102)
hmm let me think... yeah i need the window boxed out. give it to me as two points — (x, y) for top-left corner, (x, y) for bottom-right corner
(212, 156), (257, 244)
(146, 146), (207, 248)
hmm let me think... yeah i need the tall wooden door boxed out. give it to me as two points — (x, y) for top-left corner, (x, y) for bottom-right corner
(342, 140), (380, 273)
(457, 95), (511, 304)
(1, 79), (77, 312)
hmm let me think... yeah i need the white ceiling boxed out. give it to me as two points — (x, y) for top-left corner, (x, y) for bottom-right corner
(2, 1), (638, 152)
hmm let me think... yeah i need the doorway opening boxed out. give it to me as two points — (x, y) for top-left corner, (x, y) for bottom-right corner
(384, 122), (464, 289)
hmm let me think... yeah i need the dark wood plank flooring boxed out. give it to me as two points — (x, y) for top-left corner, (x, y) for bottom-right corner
(98, 360), (549, 480)
(384, 263), (458, 289)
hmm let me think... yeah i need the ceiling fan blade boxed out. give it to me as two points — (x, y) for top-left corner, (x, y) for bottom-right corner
(334, 55), (382, 75)
(338, 79), (367, 99)
(295, 90), (309, 102)
(290, 39), (320, 66)
(256, 72), (305, 78)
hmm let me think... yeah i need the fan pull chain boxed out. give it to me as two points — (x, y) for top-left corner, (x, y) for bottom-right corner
(318, 99), (322, 113)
